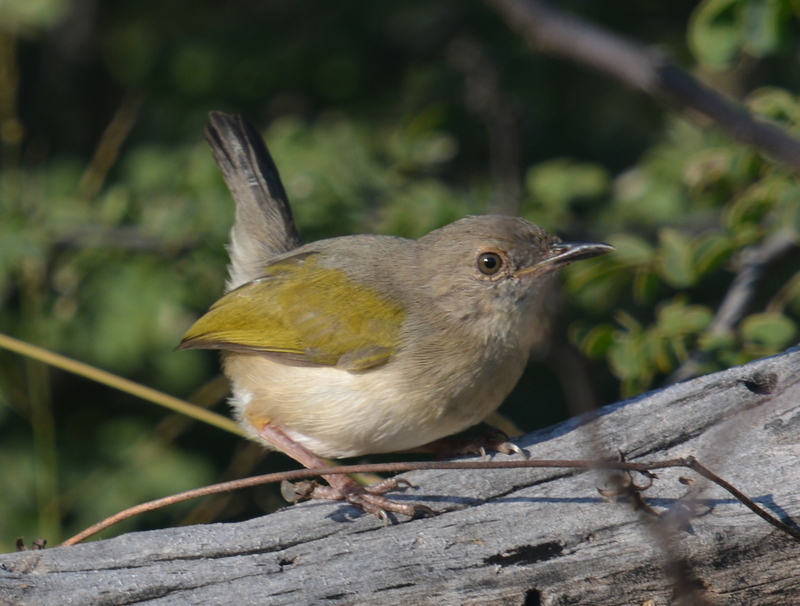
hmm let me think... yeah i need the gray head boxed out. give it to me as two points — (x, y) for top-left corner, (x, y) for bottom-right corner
(412, 215), (613, 322)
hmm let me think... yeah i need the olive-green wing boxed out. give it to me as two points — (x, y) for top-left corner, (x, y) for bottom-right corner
(178, 256), (403, 370)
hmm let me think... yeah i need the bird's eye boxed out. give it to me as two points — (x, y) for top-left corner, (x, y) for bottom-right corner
(477, 252), (503, 275)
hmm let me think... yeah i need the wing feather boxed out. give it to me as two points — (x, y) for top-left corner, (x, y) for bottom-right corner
(178, 254), (402, 370)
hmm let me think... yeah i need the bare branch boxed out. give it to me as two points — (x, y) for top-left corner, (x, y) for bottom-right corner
(485, 0), (800, 172)
(61, 453), (800, 547)
(78, 92), (143, 201)
(4, 347), (800, 604)
(669, 229), (797, 383)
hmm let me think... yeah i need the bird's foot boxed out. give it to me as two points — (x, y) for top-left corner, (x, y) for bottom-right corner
(281, 475), (435, 522)
(257, 422), (434, 521)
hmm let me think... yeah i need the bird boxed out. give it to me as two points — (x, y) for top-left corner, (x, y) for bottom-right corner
(178, 112), (614, 519)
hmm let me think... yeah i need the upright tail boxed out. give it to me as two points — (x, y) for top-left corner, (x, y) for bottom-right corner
(205, 112), (301, 290)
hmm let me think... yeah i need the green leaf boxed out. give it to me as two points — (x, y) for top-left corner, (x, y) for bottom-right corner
(740, 312), (797, 349)
(689, 0), (790, 69)
(698, 330), (737, 354)
(577, 324), (615, 358)
(657, 228), (697, 288)
(746, 87), (800, 127)
(609, 329), (656, 397)
(693, 234), (733, 276)
(683, 148), (733, 191)
(689, 0), (742, 69)
(632, 270), (659, 305)
(609, 330), (647, 381)
(657, 299), (713, 335)
(0, 0), (67, 32)
(741, 0), (787, 57)
(525, 159), (609, 208)
(608, 234), (655, 268)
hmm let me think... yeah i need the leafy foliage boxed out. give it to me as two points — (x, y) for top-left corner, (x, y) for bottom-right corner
(689, 0), (795, 69)
(565, 87), (800, 395)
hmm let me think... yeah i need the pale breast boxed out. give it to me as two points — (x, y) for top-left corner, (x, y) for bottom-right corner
(222, 346), (524, 458)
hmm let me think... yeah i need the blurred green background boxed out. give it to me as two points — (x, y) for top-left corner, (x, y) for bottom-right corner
(2, 0), (800, 550)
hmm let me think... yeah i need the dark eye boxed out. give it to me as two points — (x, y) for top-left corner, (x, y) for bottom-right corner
(477, 252), (503, 275)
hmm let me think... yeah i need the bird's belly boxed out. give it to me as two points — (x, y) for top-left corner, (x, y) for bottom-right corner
(223, 352), (514, 458)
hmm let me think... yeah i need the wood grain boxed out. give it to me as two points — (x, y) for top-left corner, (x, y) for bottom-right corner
(2, 347), (800, 605)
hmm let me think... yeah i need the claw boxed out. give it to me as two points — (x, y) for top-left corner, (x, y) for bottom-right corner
(367, 477), (413, 493)
(411, 504), (436, 518)
(282, 473), (430, 520)
(281, 479), (318, 503)
(505, 442), (529, 459)
(413, 426), (525, 459)
(258, 424), (429, 521)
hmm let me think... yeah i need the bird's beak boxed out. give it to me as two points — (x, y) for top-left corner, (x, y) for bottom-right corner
(514, 241), (614, 278)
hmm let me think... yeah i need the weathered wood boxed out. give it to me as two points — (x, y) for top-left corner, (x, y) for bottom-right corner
(2, 348), (800, 605)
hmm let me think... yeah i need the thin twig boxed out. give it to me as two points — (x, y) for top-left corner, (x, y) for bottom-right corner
(669, 229), (797, 382)
(60, 456), (800, 547)
(78, 92), (143, 201)
(705, 230), (798, 336)
(484, 0), (800, 172)
(0, 333), (244, 437)
(684, 456), (799, 542)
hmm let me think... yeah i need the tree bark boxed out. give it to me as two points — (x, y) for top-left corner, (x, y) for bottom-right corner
(2, 347), (800, 605)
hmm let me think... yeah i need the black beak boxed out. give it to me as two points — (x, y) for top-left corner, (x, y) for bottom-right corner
(547, 241), (615, 265)
(515, 241), (614, 277)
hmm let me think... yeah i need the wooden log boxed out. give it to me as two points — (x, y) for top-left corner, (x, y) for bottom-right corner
(2, 348), (800, 605)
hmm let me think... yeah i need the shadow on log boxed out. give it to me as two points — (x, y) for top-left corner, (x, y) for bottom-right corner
(2, 348), (800, 605)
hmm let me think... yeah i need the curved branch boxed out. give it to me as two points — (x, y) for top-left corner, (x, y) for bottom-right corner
(485, 0), (800, 171)
(669, 229), (797, 383)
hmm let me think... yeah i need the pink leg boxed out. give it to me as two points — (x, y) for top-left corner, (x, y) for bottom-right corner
(257, 424), (432, 520)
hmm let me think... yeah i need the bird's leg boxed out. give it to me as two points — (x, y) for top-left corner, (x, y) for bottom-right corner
(410, 426), (528, 460)
(257, 424), (433, 520)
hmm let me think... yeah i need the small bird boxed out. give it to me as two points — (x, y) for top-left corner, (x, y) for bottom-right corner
(179, 112), (613, 519)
